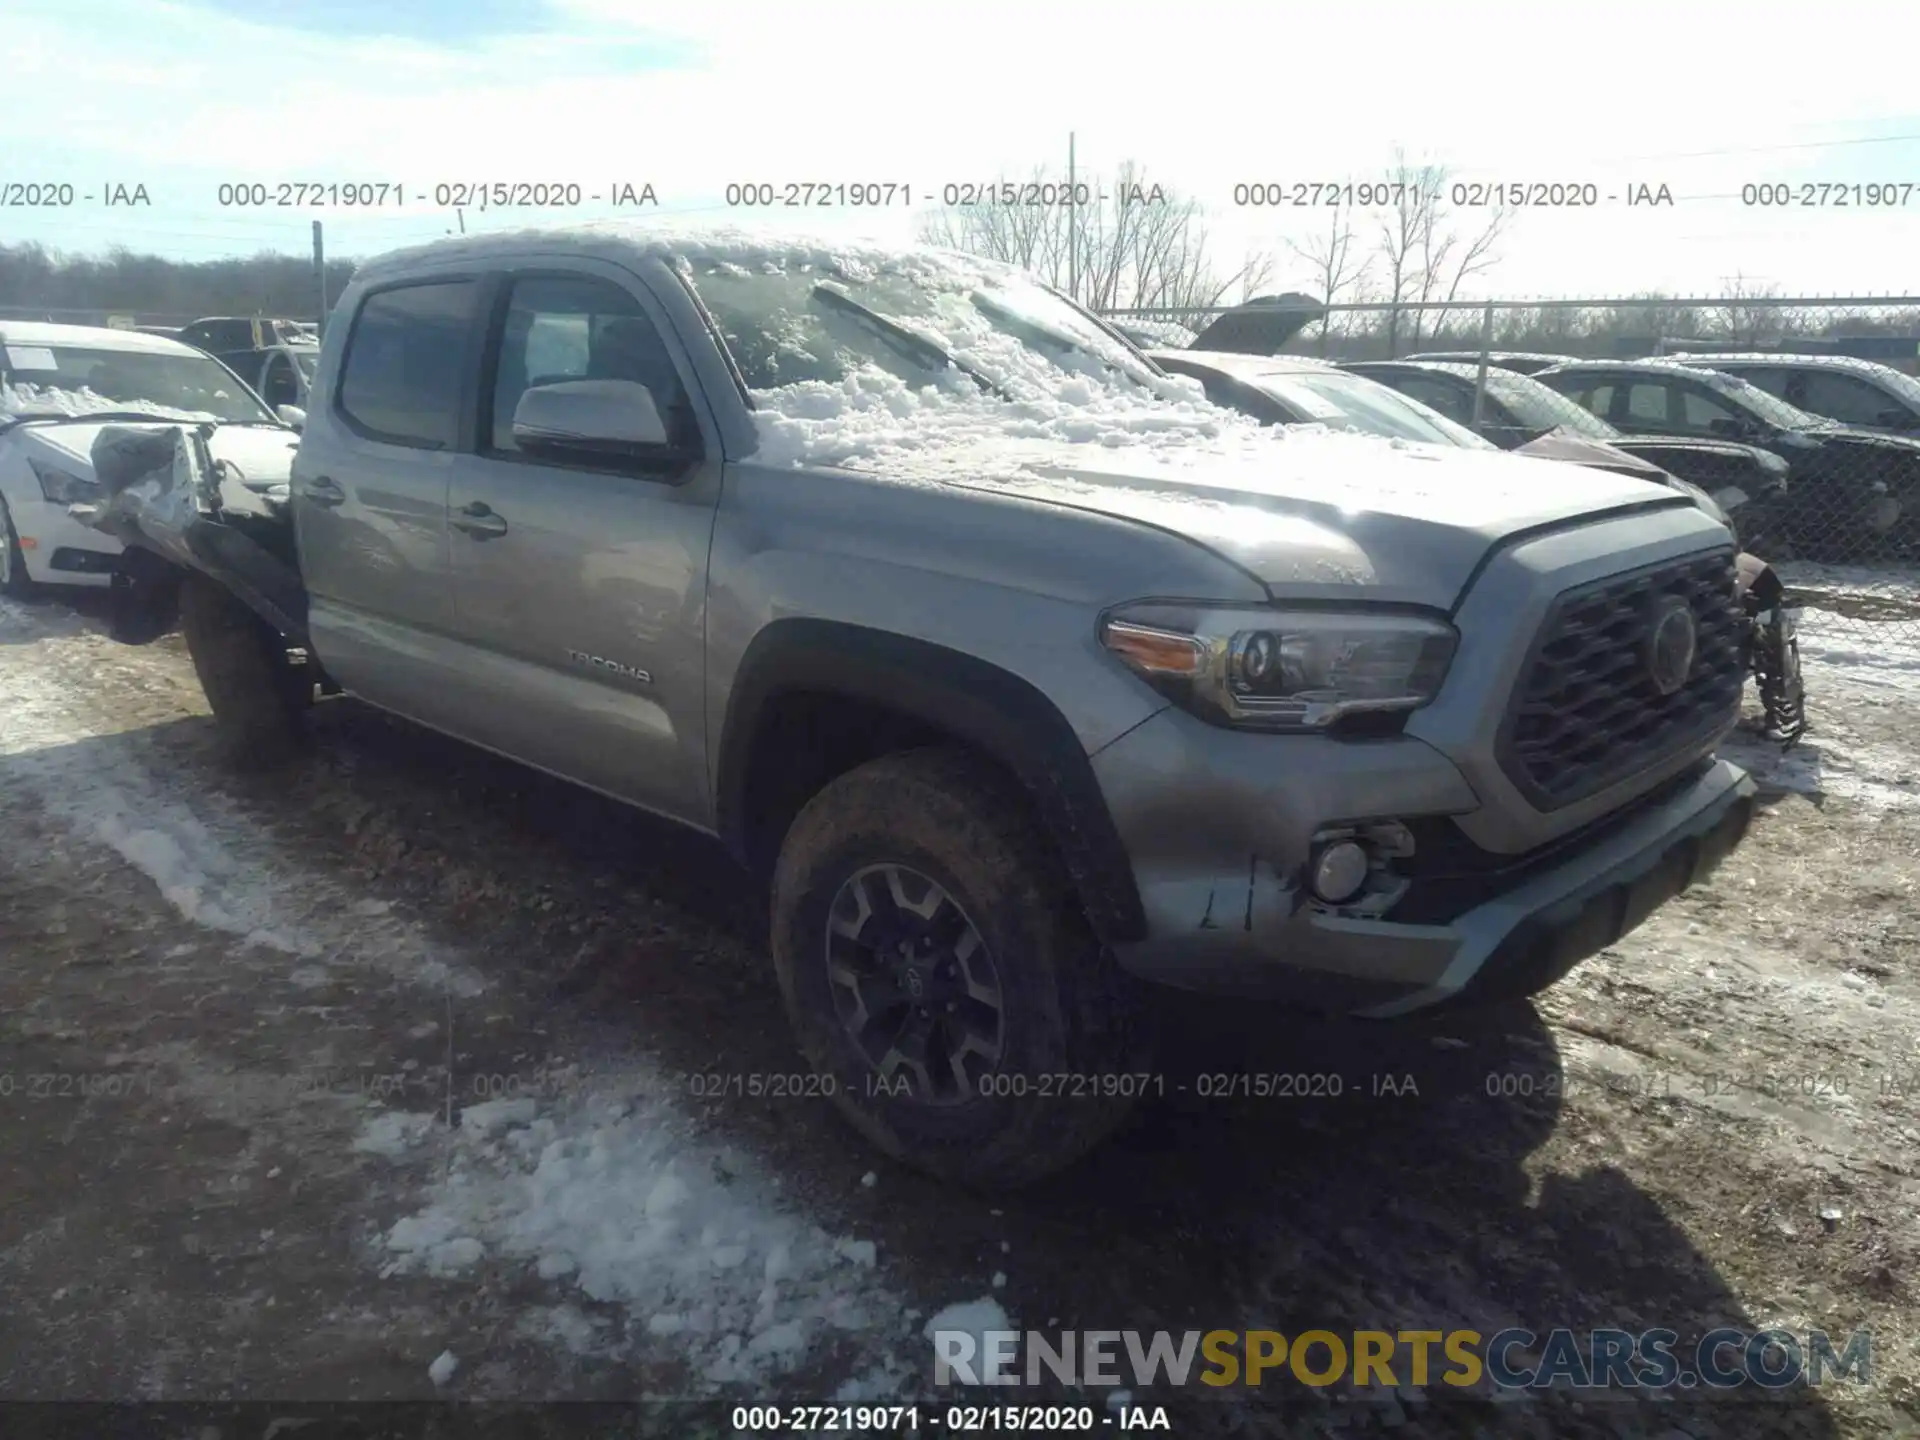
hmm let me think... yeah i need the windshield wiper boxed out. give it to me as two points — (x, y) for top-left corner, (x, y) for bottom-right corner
(809, 284), (1011, 401)
(969, 293), (1149, 390)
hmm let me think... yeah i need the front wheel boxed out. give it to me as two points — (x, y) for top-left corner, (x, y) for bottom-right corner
(178, 573), (311, 767)
(771, 749), (1155, 1189)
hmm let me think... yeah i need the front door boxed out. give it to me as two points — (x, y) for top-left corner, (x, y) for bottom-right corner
(441, 265), (721, 828)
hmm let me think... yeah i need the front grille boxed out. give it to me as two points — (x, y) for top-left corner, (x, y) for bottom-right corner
(1498, 549), (1744, 810)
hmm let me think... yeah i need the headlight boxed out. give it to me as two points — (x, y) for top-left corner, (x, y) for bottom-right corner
(29, 459), (102, 504)
(1100, 602), (1457, 731)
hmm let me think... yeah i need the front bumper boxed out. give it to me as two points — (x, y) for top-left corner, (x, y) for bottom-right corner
(6, 492), (122, 587)
(1101, 733), (1755, 1016)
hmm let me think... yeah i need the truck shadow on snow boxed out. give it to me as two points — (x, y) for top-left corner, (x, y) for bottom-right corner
(225, 698), (1844, 1436)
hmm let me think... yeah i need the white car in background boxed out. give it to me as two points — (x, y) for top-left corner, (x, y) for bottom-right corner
(0, 322), (299, 594)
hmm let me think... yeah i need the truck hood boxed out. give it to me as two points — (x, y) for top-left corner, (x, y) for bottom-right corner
(944, 430), (1689, 608)
(20, 420), (298, 491)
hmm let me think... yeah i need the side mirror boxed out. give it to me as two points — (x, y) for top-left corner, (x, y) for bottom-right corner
(1707, 417), (1748, 439)
(276, 404), (306, 431)
(511, 379), (684, 463)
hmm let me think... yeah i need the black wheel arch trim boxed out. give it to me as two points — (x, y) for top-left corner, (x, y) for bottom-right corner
(715, 619), (1147, 945)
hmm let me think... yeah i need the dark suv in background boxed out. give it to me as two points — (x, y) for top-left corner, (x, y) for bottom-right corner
(1663, 353), (1920, 435)
(1537, 359), (1920, 561)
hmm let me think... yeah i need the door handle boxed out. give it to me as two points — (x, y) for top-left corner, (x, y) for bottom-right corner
(452, 501), (509, 539)
(300, 475), (345, 508)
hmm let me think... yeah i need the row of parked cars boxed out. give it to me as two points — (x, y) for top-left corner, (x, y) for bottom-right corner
(1110, 323), (1920, 569)
(1, 227), (1816, 1183)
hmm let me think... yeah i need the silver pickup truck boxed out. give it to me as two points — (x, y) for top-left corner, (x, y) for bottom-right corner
(80, 225), (1757, 1187)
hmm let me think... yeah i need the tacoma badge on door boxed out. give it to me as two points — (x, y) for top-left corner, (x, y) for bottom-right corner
(566, 648), (651, 683)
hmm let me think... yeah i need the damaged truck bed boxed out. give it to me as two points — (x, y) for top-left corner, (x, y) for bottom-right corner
(79, 422), (310, 648)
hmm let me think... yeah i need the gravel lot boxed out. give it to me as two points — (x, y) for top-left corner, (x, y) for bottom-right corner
(2, 576), (1918, 1439)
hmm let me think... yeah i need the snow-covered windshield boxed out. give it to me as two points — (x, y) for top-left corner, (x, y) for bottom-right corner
(683, 257), (1166, 401)
(0, 344), (276, 424)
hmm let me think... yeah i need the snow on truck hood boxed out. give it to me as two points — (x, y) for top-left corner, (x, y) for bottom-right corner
(747, 368), (1690, 608)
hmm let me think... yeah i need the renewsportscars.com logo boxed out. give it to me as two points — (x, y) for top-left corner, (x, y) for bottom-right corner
(933, 1327), (1873, 1393)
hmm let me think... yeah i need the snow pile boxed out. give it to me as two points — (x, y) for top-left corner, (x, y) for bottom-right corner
(376, 1082), (902, 1388)
(0, 617), (486, 993)
(1796, 604), (1920, 701)
(1720, 581), (1920, 812)
(923, 1298), (1013, 1386)
(353, 1110), (437, 1158)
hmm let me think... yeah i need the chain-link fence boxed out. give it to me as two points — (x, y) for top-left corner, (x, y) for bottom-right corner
(1102, 295), (1920, 683)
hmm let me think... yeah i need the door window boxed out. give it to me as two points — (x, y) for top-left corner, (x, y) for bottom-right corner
(1624, 382), (1673, 428)
(1391, 374), (1473, 424)
(1677, 385), (1742, 435)
(1788, 368), (1896, 425)
(486, 274), (695, 457)
(260, 352), (299, 407)
(337, 280), (479, 449)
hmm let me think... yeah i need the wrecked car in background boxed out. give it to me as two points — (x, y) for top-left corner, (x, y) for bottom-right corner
(0, 320), (297, 595)
(177, 315), (321, 422)
(74, 224), (1758, 1187)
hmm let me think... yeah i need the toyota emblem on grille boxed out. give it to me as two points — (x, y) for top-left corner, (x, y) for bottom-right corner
(1647, 597), (1698, 696)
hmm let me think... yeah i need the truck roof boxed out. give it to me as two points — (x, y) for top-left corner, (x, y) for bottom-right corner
(353, 222), (1024, 285)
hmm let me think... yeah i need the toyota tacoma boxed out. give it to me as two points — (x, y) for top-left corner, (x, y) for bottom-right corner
(74, 225), (1758, 1186)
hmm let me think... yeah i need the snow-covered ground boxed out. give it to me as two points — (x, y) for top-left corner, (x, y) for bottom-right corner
(1720, 587), (1920, 812)
(0, 596), (920, 1399)
(6, 573), (1920, 1430)
(367, 1083), (906, 1390)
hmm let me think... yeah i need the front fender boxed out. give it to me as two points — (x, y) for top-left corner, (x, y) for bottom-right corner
(715, 618), (1149, 945)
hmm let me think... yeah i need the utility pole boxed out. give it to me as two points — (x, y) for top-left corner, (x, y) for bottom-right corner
(1067, 132), (1078, 305)
(456, 207), (466, 235)
(311, 220), (327, 339)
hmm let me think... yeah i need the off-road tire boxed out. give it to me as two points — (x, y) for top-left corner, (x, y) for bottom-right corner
(771, 748), (1155, 1190)
(0, 495), (31, 598)
(178, 573), (310, 768)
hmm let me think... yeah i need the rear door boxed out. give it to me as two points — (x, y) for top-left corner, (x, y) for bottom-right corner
(293, 274), (480, 726)
(440, 262), (722, 827)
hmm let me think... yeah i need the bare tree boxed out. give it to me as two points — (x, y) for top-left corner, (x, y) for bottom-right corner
(1283, 200), (1370, 355)
(917, 161), (1272, 326)
(1371, 151), (1511, 355)
(1715, 273), (1784, 345)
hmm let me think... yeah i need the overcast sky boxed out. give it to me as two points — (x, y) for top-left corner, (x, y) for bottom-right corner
(6, 0), (1920, 303)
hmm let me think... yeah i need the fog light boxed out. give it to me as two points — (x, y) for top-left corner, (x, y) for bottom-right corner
(1310, 840), (1371, 904)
